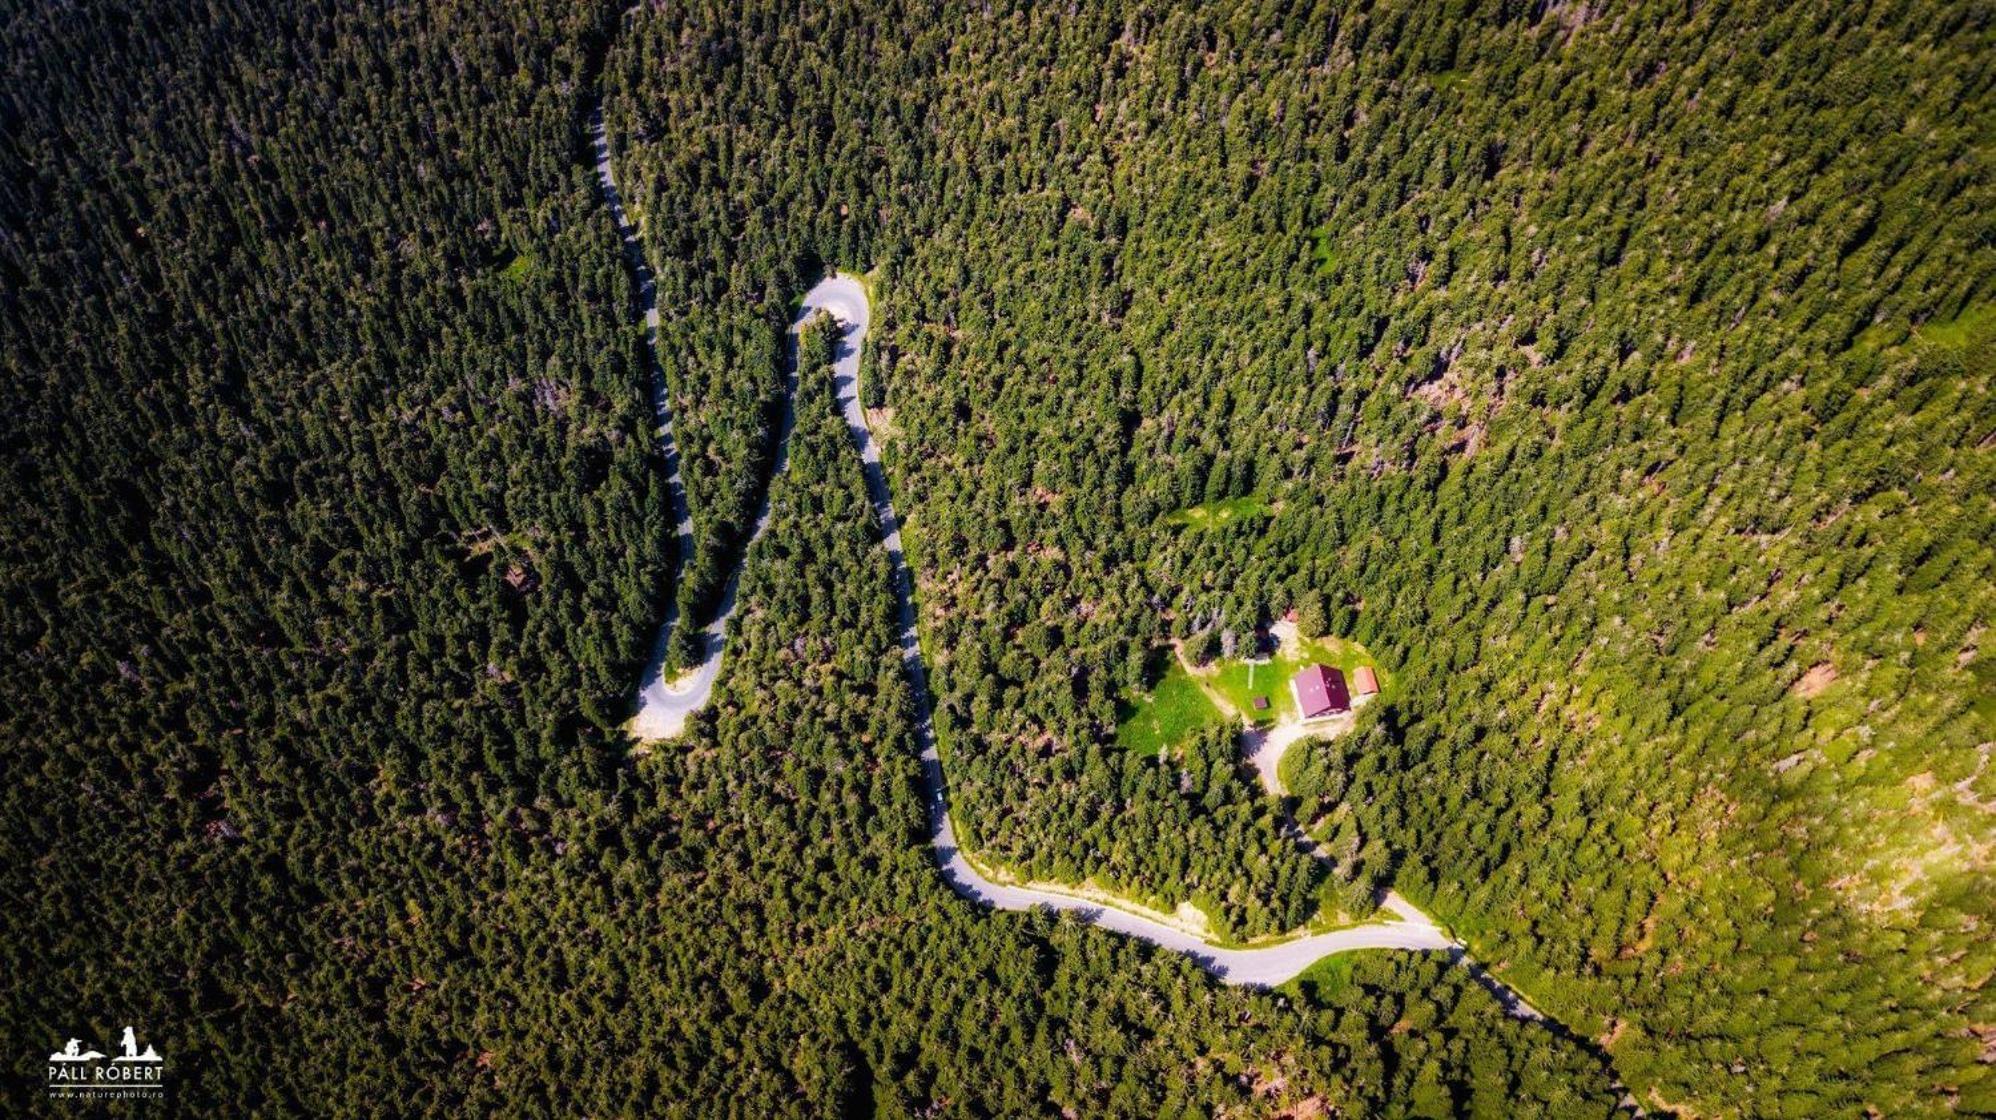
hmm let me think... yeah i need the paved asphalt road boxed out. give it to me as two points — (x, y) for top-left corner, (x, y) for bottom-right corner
(593, 114), (1510, 991)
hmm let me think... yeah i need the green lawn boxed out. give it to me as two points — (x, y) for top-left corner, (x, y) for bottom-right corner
(1114, 661), (1223, 755)
(1210, 656), (1296, 724)
(1117, 632), (1392, 744)
(1285, 949), (1396, 1002)
(1208, 634), (1389, 727)
(1160, 495), (1271, 530)
(497, 251), (538, 284)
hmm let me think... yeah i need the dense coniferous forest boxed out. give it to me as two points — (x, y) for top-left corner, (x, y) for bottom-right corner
(2, 0), (1990, 1116)
(607, 0), (1994, 1114)
(1, 0), (1627, 1115)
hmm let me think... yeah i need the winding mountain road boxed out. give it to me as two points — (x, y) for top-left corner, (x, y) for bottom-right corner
(589, 108), (713, 742)
(809, 272), (1456, 985)
(589, 109), (1515, 990)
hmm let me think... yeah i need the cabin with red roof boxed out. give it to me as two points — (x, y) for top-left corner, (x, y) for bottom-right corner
(1352, 665), (1380, 698)
(1291, 664), (1350, 720)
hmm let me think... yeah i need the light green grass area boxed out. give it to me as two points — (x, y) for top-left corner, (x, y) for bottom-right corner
(1308, 224), (1339, 276)
(1211, 656), (1295, 723)
(497, 251), (538, 284)
(1914, 300), (1996, 349)
(1209, 634), (1388, 727)
(1117, 631), (1391, 744)
(1287, 949), (1367, 998)
(1852, 300), (1994, 367)
(1114, 661), (1223, 755)
(1161, 495), (1271, 530)
(895, 509), (922, 577)
(1849, 320), (1909, 354)
(1915, 300), (1996, 370)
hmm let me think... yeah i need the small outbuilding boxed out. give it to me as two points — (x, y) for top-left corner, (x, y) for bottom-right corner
(1352, 665), (1380, 697)
(1292, 664), (1350, 720)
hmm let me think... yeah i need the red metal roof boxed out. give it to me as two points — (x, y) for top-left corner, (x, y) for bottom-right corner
(1293, 664), (1350, 719)
(1352, 665), (1380, 695)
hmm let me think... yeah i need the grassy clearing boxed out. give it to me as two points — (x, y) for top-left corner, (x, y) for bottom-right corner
(1286, 950), (1382, 1001)
(1211, 656), (1297, 723)
(1849, 320), (1909, 354)
(1851, 300), (1994, 367)
(1118, 629), (1390, 742)
(1915, 301), (1996, 378)
(895, 508), (922, 575)
(1207, 634), (1389, 727)
(1915, 300), (1996, 349)
(497, 251), (538, 284)
(1161, 495), (1271, 530)
(1308, 223), (1339, 276)
(1114, 661), (1223, 755)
